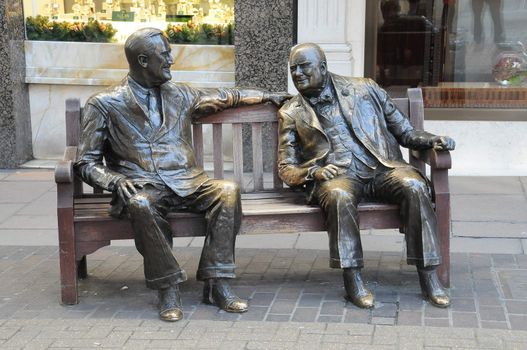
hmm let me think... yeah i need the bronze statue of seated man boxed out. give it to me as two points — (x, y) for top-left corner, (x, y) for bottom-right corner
(277, 43), (455, 309)
(74, 27), (289, 321)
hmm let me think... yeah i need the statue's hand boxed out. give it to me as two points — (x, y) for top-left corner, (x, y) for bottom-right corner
(264, 92), (293, 107)
(116, 178), (143, 202)
(431, 136), (455, 151)
(314, 164), (340, 181)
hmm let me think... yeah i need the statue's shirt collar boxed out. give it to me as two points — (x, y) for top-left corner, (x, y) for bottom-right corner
(308, 80), (335, 107)
(127, 75), (160, 107)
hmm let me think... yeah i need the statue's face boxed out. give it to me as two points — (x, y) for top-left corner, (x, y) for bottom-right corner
(141, 35), (174, 86)
(289, 48), (327, 97)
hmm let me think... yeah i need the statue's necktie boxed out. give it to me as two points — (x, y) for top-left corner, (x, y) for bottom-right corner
(147, 90), (162, 131)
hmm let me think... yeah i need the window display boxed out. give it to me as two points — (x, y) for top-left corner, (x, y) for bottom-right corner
(366, 0), (527, 111)
(24, 0), (234, 43)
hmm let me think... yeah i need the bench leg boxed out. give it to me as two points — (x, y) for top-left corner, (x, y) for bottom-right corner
(77, 256), (88, 280)
(435, 195), (451, 288)
(58, 207), (79, 305)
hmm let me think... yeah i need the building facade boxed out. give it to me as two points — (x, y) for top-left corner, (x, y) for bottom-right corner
(1, 0), (527, 175)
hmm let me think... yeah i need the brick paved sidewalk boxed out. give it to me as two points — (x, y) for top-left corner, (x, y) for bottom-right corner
(2, 318), (527, 349)
(2, 169), (527, 348)
(1, 245), (527, 349)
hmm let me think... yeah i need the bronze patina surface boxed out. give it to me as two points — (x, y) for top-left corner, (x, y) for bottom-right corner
(278, 43), (455, 309)
(74, 28), (289, 321)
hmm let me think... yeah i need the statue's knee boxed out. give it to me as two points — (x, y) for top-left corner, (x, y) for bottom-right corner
(326, 186), (355, 203)
(126, 194), (152, 213)
(220, 181), (240, 199)
(402, 178), (429, 197)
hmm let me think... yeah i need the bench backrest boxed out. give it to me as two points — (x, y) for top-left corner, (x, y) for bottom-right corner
(65, 88), (425, 194)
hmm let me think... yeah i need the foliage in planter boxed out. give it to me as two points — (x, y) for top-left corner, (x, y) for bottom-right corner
(26, 16), (117, 42)
(165, 22), (233, 45)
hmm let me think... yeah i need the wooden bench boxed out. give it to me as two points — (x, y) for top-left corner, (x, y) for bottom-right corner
(55, 88), (452, 305)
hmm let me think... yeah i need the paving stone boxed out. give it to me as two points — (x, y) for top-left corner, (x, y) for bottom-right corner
(0, 182), (55, 204)
(396, 311), (423, 326)
(424, 304), (450, 318)
(298, 294), (323, 307)
(451, 298), (477, 312)
(0, 215), (57, 230)
(265, 314), (290, 322)
(452, 195), (527, 222)
(0, 204), (24, 224)
(372, 303), (397, 318)
(122, 338), (151, 349)
(371, 317), (395, 325)
(272, 329), (300, 342)
(477, 295), (502, 306)
(451, 237), (523, 254)
(291, 308), (318, 322)
(0, 327), (19, 340)
(480, 321), (509, 329)
(344, 307), (371, 323)
(476, 335), (504, 349)
(425, 336), (478, 348)
(217, 340), (248, 350)
(424, 318), (450, 327)
(238, 307), (267, 321)
(493, 254), (520, 267)
(453, 221), (527, 239)
(317, 315), (343, 323)
(269, 300), (296, 314)
(320, 301), (345, 316)
(478, 305), (507, 321)
(398, 293), (425, 311)
(509, 315), (527, 331)
(452, 312), (479, 328)
(506, 301), (527, 315)
(322, 334), (371, 344)
(249, 293), (275, 307)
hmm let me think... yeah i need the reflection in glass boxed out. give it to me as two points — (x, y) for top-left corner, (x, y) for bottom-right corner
(371, 0), (527, 106)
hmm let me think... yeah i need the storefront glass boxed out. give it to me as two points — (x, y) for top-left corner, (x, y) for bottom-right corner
(366, 0), (527, 111)
(23, 0), (234, 43)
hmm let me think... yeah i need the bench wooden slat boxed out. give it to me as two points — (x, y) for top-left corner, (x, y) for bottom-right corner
(251, 123), (264, 191)
(270, 122), (283, 190)
(74, 196), (400, 218)
(232, 123), (244, 192)
(192, 124), (204, 167)
(212, 124), (224, 179)
(195, 104), (277, 124)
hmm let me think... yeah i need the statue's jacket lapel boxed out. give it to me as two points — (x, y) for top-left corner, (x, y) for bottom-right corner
(99, 79), (208, 197)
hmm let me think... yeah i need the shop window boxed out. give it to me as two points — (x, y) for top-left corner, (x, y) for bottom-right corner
(365, 0), (527, 114)
(23, 0), (234, 44)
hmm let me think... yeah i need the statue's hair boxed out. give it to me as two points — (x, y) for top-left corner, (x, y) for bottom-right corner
(289, 43), (327, 63)
(124, 28), (165, 67)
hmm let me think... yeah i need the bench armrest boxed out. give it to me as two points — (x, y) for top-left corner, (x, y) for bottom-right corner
(410, 149), (452, 170)
(55, 146), (77, 184)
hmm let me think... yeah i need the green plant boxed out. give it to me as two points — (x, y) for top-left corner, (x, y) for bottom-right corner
(165, 22), (234, 45)
(25, 16), (117, 42)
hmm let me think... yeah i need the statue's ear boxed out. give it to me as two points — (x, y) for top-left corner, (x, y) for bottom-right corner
(138, 54), (148, 68)
(320, 61), (328, 75)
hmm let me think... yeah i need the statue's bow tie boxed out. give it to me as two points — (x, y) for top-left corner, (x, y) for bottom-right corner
(309, 93), (334, 106)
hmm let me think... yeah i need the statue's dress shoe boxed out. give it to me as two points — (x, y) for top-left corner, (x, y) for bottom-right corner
(158, 285), (183, 322)
(203, 279), (248, 313)
(343, 268), (374, 309)
(418, 268), (450, 308)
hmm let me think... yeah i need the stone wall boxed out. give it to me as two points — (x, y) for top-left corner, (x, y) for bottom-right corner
(0, 0), (32, 167)
(234, 0), (294, 171)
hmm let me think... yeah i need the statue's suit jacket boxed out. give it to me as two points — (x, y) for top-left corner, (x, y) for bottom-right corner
(75, 77), (264, 198)
(278, 73), (434, 200)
